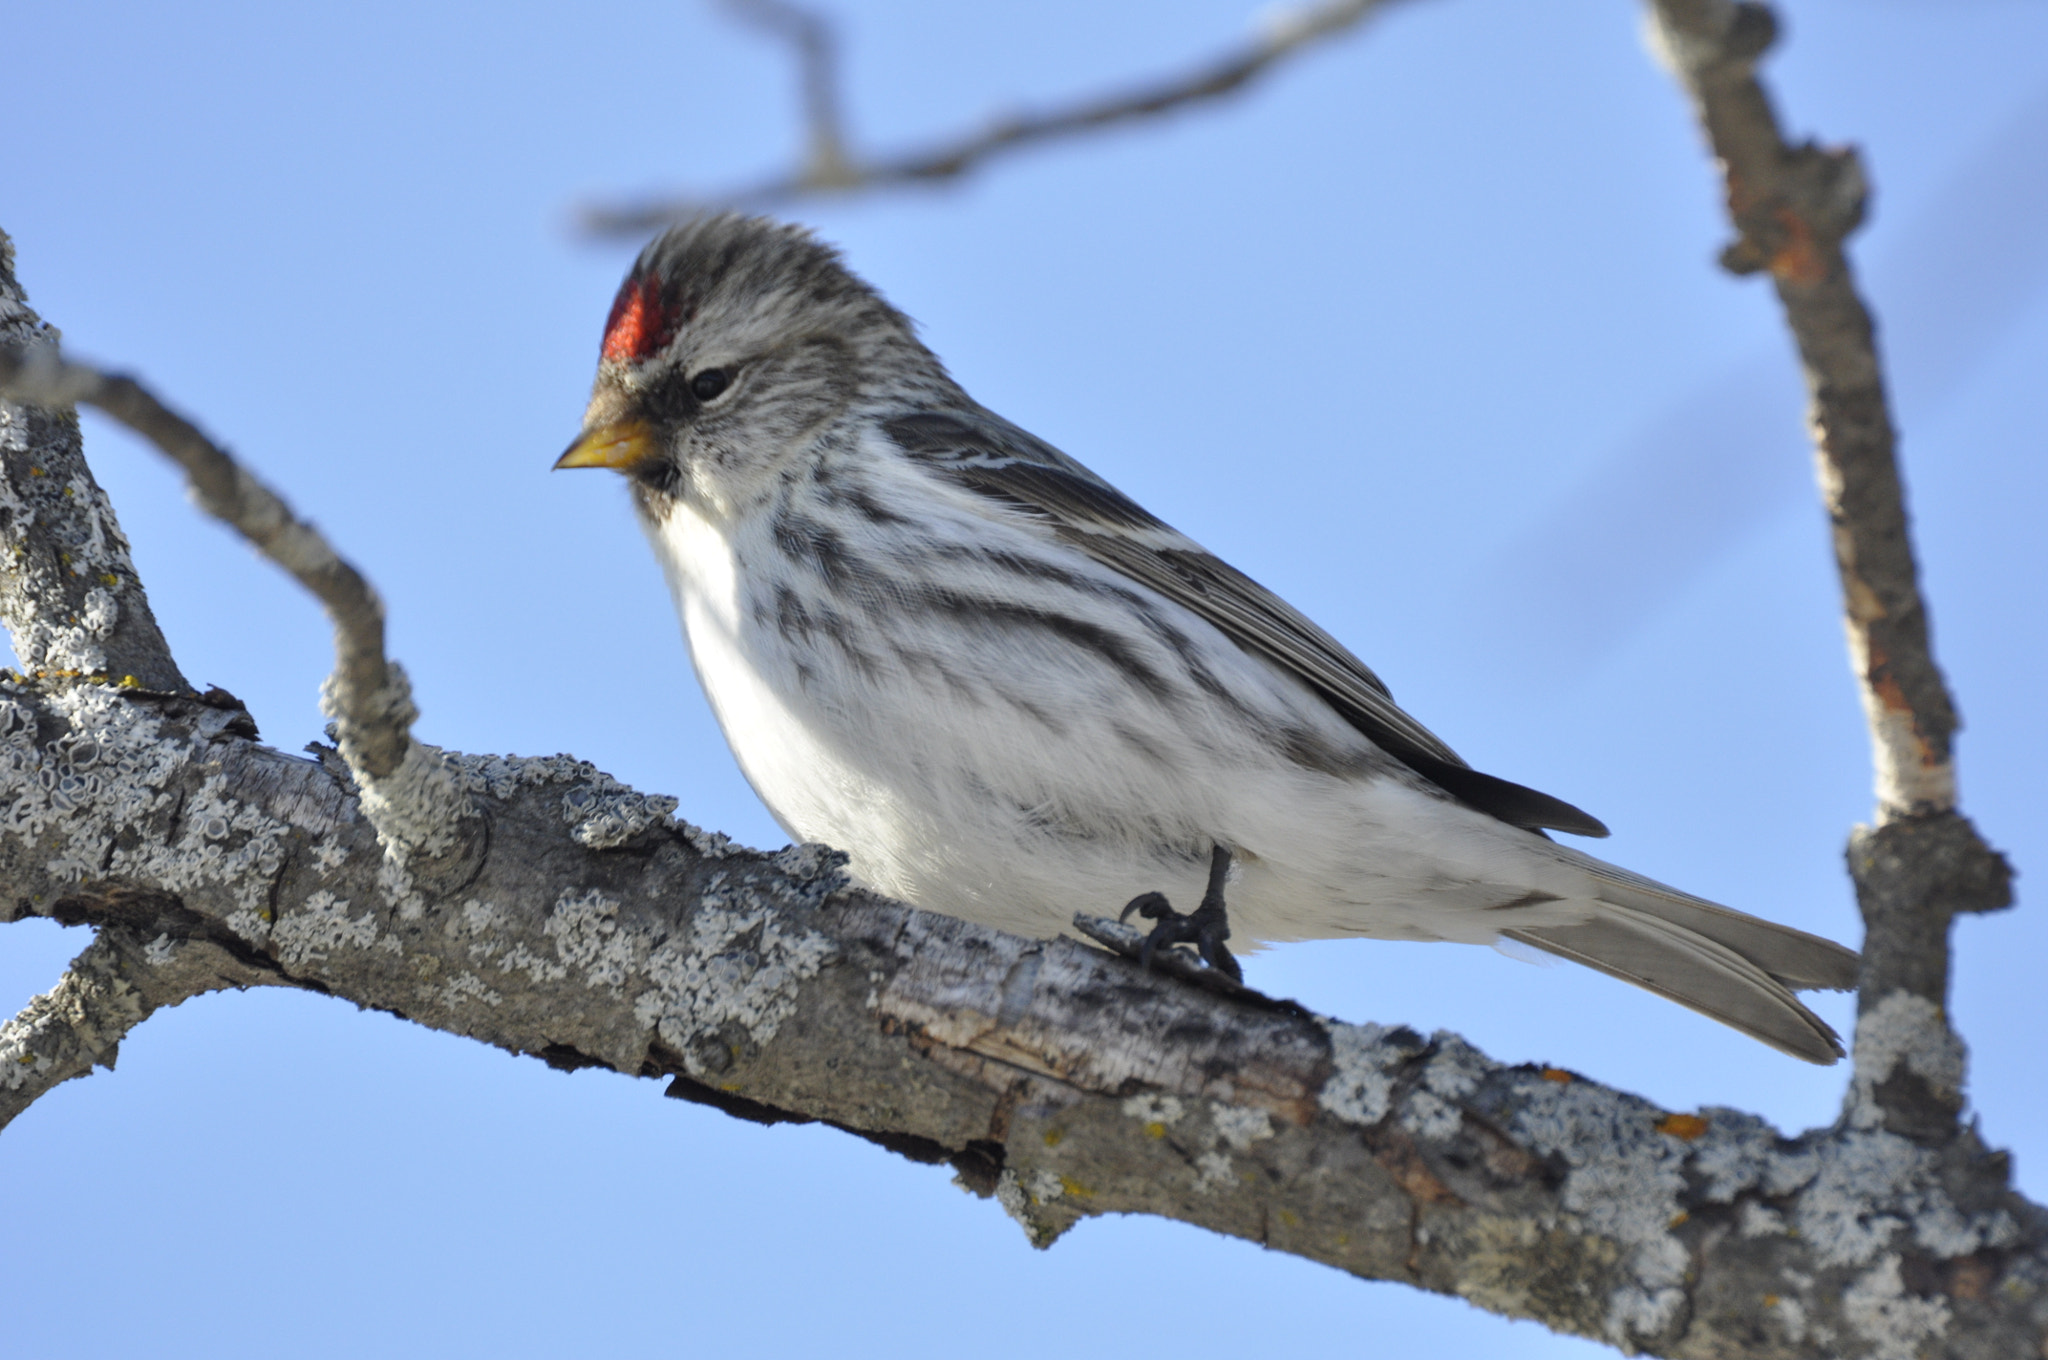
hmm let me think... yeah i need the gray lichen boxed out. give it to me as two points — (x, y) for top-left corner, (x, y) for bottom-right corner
(1318, 1019), (1423, 1126)
(0, 235), (182, 691)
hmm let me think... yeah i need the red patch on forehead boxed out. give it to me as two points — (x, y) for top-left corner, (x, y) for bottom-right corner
(600, 272), (681, 364)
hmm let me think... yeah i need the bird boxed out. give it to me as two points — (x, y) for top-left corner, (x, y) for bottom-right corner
(556, 214), (1860, 1064)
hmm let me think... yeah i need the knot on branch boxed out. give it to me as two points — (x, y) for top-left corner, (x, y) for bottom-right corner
(1648, 1), (1869, 285)
(1845, 813), (2010, 1141)
(1849, 813), (2013, 926)
(1717, 141), (1869, 283)
(1646, 0), (1777, 82)
(1847, 813), (2010, 1006)
(322, 662), (480, 886)
(320, 656), (418, 780)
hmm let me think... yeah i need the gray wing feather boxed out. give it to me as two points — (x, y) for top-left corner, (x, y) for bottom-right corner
(885, 410), (1608, 837)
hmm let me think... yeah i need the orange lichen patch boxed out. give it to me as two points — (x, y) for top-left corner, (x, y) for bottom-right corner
(1375, 1137), (1459, 1205)
(1057, 1176), (1094, 1200)
(1143, 1122), (1167, 1140)
(1042, 1128), (1064, 1148)
(1874, 669), (1913, 707)
(1540, 1068), (1574, 1084)
(1763, 1294), (1780, 1308)
(1656, 1113), (1710, 1140)
(1868, 659), (1916, 717)
(1865, 643), (1945, 774)
(1949, 1256), (1995, 1301)
(1768, 207), (1827, 285)
(1669, 1211), (1691, 1229)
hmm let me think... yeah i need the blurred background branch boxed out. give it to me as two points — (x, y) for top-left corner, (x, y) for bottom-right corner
(722, 0), (853, 189)
(580, 0), (1408, 233)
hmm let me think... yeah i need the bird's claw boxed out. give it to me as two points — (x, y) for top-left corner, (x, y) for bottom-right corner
(1118, 846), (1243, 982)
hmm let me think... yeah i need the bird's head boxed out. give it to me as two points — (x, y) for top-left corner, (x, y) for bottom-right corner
(557, 214), (946, 512)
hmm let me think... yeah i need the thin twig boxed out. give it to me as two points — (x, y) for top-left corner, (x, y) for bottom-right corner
(582, 0), (1404, 233)
(1650, 0), (1952, 819)
(0, 344), (414, 781)
(1645, 0), (2011, 1142)
(723, 0), (853, 187)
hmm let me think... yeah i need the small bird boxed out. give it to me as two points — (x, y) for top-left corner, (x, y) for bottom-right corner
(558, 215), (1859, 1063)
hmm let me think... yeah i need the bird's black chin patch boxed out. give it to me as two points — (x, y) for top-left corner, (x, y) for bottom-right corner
(632, 457), (685, 498)
(629, 459), (687, 522)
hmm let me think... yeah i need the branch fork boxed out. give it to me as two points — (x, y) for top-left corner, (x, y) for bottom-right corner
(0, 339), (474, 871)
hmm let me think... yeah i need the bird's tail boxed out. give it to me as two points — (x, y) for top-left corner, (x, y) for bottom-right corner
(1506, 850), (1861, 1064)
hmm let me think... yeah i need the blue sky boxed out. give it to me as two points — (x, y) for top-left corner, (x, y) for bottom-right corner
(4, 2), (2045, 1356)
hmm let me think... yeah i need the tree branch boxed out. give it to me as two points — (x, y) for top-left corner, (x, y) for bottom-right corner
(0, 230), (266, 1118)
(0, 922), (274, 1130)
(1644, 0), (2011, 1148)
(580, 0), (1407, 232)
(0, 232), (184, 692)
(0, 663), (2036, 1354)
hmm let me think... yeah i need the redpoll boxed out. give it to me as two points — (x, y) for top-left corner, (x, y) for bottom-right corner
(558, 215), (1857, 1062)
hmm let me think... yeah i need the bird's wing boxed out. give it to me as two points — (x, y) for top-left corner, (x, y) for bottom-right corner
(885, 410), (1608, 837)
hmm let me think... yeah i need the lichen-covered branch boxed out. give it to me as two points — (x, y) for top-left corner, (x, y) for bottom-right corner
(0, 232), (185, 693)
(0, 231), (263, 1118)
(581, 0), (1406, 232)
(0, 672), (2038, 1356)
(1643, 0), (2011, 1148)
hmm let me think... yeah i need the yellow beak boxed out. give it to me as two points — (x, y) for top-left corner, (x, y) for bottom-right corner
(555, 418), (657, 472)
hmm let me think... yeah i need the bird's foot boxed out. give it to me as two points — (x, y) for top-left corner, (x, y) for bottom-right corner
(1119, 845), (1242, 983)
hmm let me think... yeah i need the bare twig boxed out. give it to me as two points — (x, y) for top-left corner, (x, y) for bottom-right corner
(582, 0), (1405, 233)
(0, 343), (475, 867)
(1645, 0), (2011, 1143)
(0, 345), (402, 771)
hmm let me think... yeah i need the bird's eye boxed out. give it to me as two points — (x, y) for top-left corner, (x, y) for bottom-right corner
(690, 368), (732, 402)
